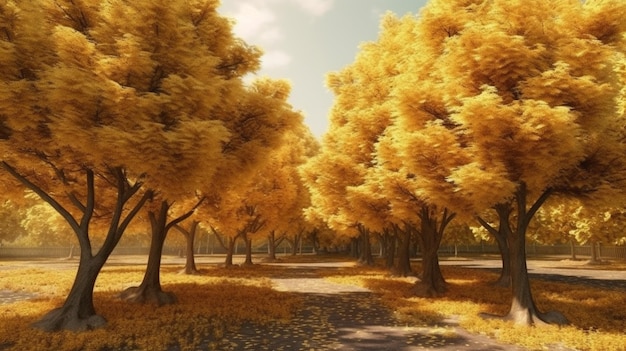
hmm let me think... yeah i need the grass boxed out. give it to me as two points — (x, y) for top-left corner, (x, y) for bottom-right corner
(323, 262), (626, 351)
(0, 265), (302, 351)
(0, 256), (625, 350)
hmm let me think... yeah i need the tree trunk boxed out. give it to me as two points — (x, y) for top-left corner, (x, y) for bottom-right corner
(242, 235), (254, 266)
(412, 206), (454, 297)
(33, 252), (107, 331)
(67, 243), (75, 260)
(384, 231), (396, 270)
(477, 203), (513, 287)
(176, 220), (201, 275)
(357, 226), (374, 266)
(267, 232), (278, 261)
(120, 201), (176, 306)
(0, 164), (150, 332)
(569, 239), (577, 260)
(393, 224), (412, 277)
(225, 237), (236, 267)
(309, 230), (321, 255)
(589, 240), (600, 263)
(498, 184), (568, 326)
(350, 237), (359, 259)
(291, 232), (302, 256)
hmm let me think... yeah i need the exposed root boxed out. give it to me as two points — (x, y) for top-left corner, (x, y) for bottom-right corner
(32, 306), (106, 332)
(479, 309), (569, 326)
(178, 268), (203, 275)
(119, 286), (177, 306)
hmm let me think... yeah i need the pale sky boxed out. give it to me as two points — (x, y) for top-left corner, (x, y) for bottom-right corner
(218, 0), (428, 138)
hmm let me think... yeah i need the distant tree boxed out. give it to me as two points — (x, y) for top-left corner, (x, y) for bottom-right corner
(0, 200), (28, 245)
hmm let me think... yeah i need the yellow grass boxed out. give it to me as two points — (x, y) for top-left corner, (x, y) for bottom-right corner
(0, 258), (624, 351)
(0, 265), (301, 351)
(323, 263), (626, 351)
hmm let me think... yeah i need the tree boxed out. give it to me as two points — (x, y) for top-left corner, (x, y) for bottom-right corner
(257, 124), (318, 261)
(302, 14), (420, 267)
(391, 0), (626, 325)
(0, 200), (28, 245)
(0, 0), (279, 331)
(198, 78), (304, 267)
(0, 0), (154, 331)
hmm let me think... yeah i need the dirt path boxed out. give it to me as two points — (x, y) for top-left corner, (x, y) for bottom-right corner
(195, 272), (526, 351)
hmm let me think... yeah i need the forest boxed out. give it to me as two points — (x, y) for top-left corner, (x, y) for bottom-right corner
(0, 0), (625, 350)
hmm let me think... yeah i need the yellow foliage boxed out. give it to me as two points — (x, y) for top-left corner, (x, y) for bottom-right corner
(0, 265), (301, 351)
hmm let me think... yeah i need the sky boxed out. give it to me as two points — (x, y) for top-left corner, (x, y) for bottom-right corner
(218, 0), (428, 138)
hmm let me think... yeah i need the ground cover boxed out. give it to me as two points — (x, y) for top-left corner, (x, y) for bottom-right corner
(324, 262), (626, 351)
(0, 256), (624, 350)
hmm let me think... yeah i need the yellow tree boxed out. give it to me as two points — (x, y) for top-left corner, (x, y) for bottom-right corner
(0, 200), (28, 245)
(0, 0), (154, 331)
(0, 0), (279, 330)
(95, 5), (298, 301)
(392, 0), (626, 325)
(302, 14), (417, 266)
(257, 124), (318, 261)
(198, 78), (303, 267)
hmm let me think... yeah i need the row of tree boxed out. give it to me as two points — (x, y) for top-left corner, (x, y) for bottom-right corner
(0, 0), (320, 332)
(300, 0), (626, 327)
(2, 0), (626, 334)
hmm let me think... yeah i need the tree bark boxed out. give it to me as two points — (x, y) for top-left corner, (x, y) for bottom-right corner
(120, 201), (176, 306)
(289, 231), (302, 256)
(243, 235), (254, 266)
(309, 229), (321, 255)
(120, 197), (202, 305)
(392, 224), (413, 277)
(412, 206), (454, 297)
(225, 237), (235, 266)
(34, 252), (108, 331)
(496, 184), (569, 326)
(0, 163), (150, 331)
(356, 226), (374, 266)
(267, 231), (278, 261)
(384, 230), (396, 270)
(589, 240), (600, 263)
(175, 220), (201, 274)
(478, 202), (513, 287)
(569, 239), (577, 260)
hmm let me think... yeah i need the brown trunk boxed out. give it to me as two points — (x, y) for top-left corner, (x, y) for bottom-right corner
(477, 203), (513, 287)
(178, 220), (200, 275)
(243, 237), (254, 266)
(120, 201), (176, 306)
(33, 252), (107, 331)
(309, 229), (321, 255)
(412, 206), (454, 297)
(590, 240), (600, 263)
(357, 226), (374, 266)
(393, 224), (413, 277)
(569, 240), (577, 260)
(0, 165), (151, 332)
(501, 184), (568, 326)
(385, 231), (396, 270)
(350, 237), (359, 258)
(67, 243), (76, 260)
(290, 231), (302, 256)
(267, 232), (278, 261)
(224, 237), (236, 267)
(494, 204), (512, 287)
